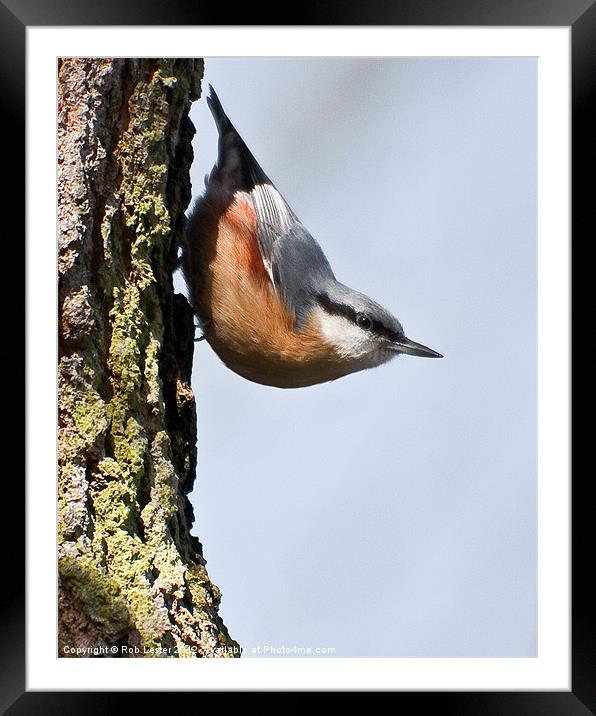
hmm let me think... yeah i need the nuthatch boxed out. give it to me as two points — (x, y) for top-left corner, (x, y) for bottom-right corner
(183, 85), (442, 389)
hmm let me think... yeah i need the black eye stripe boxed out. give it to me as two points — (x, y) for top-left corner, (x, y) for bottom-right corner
(318, 293), (401, 342)
(318, 292), (357, 323)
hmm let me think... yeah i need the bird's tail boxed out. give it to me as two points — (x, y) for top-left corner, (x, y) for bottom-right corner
(204, 83), (271, 189)
(206, 84), (233, 135)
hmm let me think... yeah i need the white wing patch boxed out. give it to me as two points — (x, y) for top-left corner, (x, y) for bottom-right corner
(251, 183), (296, 234)
(249, 184), (298, 285)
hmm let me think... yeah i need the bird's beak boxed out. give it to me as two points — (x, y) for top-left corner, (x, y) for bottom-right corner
(392, 336), (443, 358)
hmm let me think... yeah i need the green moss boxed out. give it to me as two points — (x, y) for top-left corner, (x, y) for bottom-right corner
(97, 457), (123, 481)
(100, 530), (166, 648)
(141, 431), (178, 530)
(92, 481), (135, 529)
(60, 375), (107, 461)
(59, 553), (132, 635)
(109, 285), (144, 396)
(145, 336), (163, 413)
(185, 564), (214, 611)
(118, 417), (147, 481)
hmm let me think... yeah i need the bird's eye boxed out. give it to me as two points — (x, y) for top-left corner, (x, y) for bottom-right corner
(356, 314), (372, 330)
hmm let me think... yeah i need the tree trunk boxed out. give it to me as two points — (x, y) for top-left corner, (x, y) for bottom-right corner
(57, 58), (238, 658)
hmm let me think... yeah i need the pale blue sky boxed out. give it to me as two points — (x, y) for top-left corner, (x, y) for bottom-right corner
(177, 58), (537, 657)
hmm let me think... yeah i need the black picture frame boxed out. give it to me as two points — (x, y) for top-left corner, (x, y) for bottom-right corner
(12, 0), (586, 709)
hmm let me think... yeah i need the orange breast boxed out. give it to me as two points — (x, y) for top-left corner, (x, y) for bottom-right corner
(185, 191), (346, 387)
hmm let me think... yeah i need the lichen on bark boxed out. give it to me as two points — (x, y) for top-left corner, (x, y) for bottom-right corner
(58, 58), (238, 657)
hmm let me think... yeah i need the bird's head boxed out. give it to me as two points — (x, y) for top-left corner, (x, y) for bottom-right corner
(312, 282), (442, 370)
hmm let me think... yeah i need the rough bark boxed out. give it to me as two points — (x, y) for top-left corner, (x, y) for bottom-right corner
(57, 58), (238, 658)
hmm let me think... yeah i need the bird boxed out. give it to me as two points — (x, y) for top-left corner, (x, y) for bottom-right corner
(182, 85), (442, 389)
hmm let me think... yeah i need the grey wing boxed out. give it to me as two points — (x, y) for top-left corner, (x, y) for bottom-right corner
(248, 183), (336, 327)
(250, 183), (299, 281)
(270, 223), (336, 328)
